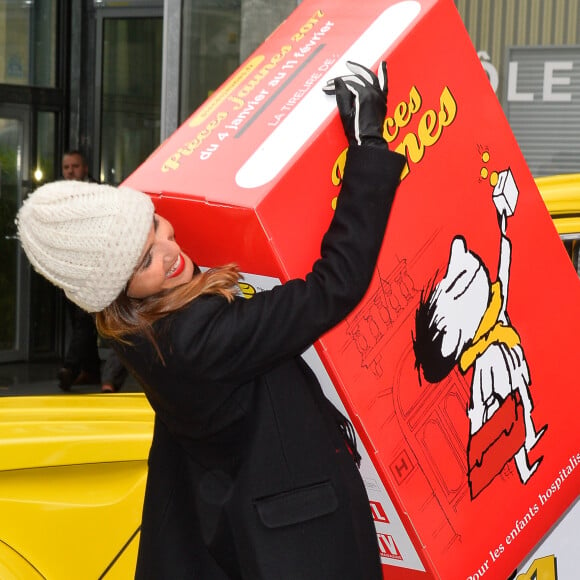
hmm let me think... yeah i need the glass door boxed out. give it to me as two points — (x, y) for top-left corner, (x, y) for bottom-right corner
(94, 4), (163, 185)
(0, 106), (30, 362)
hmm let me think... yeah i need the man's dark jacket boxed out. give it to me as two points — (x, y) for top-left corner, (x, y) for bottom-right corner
(118, 144), (407, 579)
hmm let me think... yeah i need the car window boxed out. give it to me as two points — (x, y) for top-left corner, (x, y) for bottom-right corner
(562, 237), (580, 277)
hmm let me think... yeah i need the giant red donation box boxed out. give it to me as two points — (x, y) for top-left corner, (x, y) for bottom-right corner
(124, 0), (580, 578)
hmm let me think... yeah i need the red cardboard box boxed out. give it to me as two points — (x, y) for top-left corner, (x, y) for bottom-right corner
(124, 1), (580, 578)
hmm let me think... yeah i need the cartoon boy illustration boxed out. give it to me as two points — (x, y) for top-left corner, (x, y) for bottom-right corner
(413, 169), (547, 498)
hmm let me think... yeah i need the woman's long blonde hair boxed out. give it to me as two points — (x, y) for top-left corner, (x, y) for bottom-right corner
(95, 263), (241, 353)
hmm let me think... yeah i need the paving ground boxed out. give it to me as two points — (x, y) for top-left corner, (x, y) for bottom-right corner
(0, 359), (142, 397)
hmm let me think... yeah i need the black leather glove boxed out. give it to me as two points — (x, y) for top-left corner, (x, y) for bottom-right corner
(323, 61), (388, 146)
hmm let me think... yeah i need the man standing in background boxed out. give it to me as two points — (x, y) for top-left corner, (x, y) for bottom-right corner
(61, 150), (96, 182)
(57, 150), (128, 392)
(57, 150), (101, 390)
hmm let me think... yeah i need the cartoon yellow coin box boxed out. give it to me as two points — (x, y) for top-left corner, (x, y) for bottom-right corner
(124, 0), (580, 578)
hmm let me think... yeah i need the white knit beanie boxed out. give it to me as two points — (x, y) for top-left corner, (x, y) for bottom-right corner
(16, 180), (154, 313)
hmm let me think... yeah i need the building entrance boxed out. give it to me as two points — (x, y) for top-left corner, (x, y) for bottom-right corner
(0, 108), (29, 362)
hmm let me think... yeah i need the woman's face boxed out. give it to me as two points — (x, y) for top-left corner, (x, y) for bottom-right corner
(126, 214), (194, 299)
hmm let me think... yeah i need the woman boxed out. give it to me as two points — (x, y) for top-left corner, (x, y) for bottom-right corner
(17, 61), (406, 579)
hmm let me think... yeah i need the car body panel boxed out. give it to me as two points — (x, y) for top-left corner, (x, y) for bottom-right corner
(0, 541), (43, 580)
(0, 394), (153, 578)
(536, 173), (580, 277)
(535, 173), (580, 237)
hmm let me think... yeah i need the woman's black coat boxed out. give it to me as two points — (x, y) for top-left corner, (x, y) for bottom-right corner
(117, 144), (407, 579)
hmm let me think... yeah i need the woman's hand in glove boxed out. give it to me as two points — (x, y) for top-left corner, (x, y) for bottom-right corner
(323, 60), (388, 147)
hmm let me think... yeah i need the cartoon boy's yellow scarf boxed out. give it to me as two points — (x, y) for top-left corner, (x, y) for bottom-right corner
(459, 282), (521, 372)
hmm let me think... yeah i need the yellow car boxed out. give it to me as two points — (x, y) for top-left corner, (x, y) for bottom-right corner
(535, 172), (580, 276)
(0, 174), (577, 579)
(0, 393), (153, 579)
